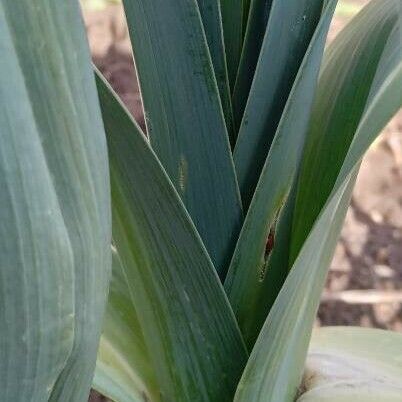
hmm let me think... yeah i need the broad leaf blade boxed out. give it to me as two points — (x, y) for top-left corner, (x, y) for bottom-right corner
(0, 8), (74, 400)
(96, 74), (247, 402)
(122, 0), (243, 279)
(234, 0), (326, 208)
(225, 0), (337, 348)
(0, 1), (111, 400)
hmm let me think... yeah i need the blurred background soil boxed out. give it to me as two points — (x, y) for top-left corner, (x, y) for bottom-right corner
(83, 1), (402, 400)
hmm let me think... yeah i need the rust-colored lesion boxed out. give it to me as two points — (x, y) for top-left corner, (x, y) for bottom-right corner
(259, 228), (276, 282)
(265, 228), (275, 259)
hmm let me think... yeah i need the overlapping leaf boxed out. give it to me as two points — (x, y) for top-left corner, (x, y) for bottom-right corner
(94, 250), (158, 402)
(232, 0), (273, 130)
(196, 0), (234, 141)
(291, 0), (402, 260)
(231, 1), (402, 400)
(233, 0), (326, 207)
(234, 170), (357, 402)
(225, 0), (338, 348)
(0, 1), (111, 400)
(95, 74), (247, 402)
(226, 0), (402, 349)
(220, 0), (244, 89)
(122, 0), (243, 278)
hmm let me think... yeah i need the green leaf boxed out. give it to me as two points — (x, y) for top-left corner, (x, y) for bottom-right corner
(220, 0), (244, 89)
(232, 0), (273, 130)
(0, 8), (74, 400)
(95, 73), (248, 402)
(291, 0), (402, 261)
(336, 67), (402, 189)
(122, 0), (243, 279)
(231, 2), (402, 400)
(196, 0), (234, 142)
(224, 0), (337, 349)
(234, 170), (358, 402)
(242, 0), (252, 31)
(226, 0), (402, 350)
(299, 327), (402, 401)
(0, 1), (111, 401)
(94, 249), (158, 402)
(233, 0), (326, 208)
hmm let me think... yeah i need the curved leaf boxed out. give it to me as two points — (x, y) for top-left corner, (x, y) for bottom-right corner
(94, 250), (158, 402)
(234, 170), (358, 402)
(0, 1), (111, 400)
(0, 8), (74, 400)
(336, 66), (402, 188)
(291, 0), (402, 260)
(225, 0), (337, 348)
(231, 2), (402, 400)
(298, 327), (402, 401)
(95, 74), (247, 402)
(226, 0), (402, 349)
(233, 0), (326, 208)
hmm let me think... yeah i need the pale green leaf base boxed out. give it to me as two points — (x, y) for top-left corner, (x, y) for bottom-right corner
(298, 327), (402, 401)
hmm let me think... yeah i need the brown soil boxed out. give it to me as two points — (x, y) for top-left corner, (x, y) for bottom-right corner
(84, 1), (402, 400)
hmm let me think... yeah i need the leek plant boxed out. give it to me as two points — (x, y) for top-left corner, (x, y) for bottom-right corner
(1, 0), (402, 401)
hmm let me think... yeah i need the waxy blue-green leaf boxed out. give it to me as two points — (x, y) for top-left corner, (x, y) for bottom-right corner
(232, 0), (273, 130)
(0, 1), (111, 400)
(196, 0), (234, 143)
(220, 0), (244, 89)
(94, 249), (158, 402)
(95, 73), (248, 402)
(122, 0), (243, 279)
(234, 0), (326, 208)
(226, 0), (402, 349)
(336, 63), (402, 188)
(291, 0), (402, 260)
(224, 0), (337, 349)
(0, 8), (74, 400)
(234, 173), (358, 402)
(232, 2), (402, 400)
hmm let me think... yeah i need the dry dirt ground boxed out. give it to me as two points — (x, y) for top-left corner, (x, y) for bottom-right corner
(84, 1), (402, 400)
